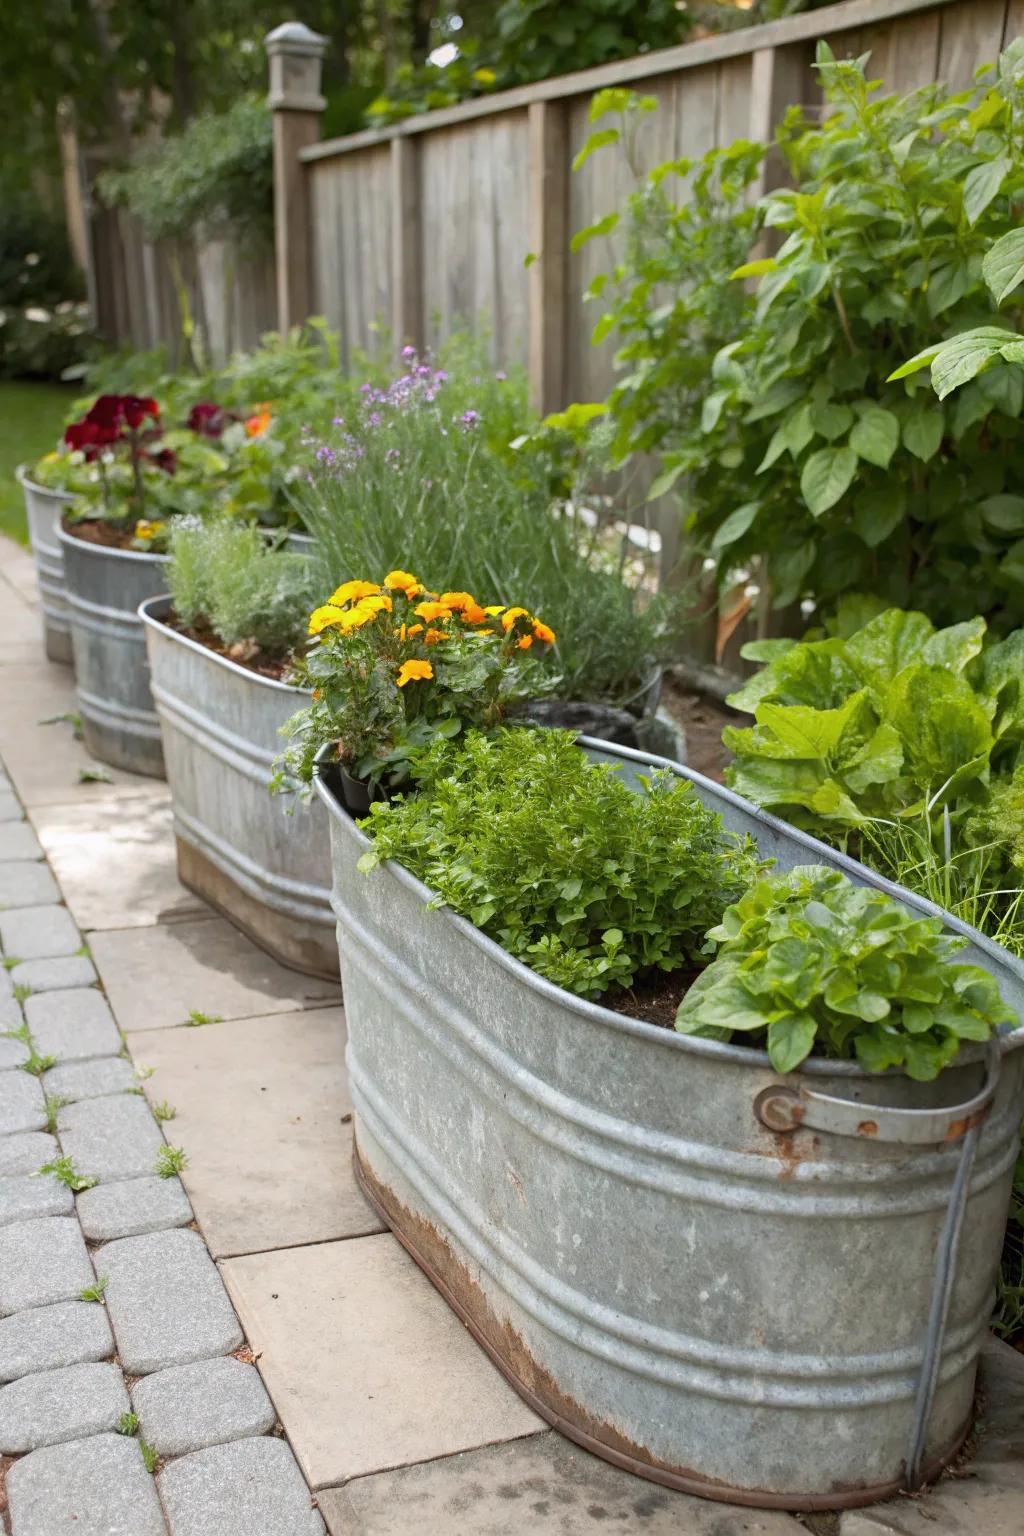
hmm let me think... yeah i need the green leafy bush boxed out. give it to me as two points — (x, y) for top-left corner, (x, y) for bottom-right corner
(584, 40), (1024, 629)
(168, 518), (318, 659)
(100, 97), (272, 245)
(676, 865), (1015, 1077)
(297, 348), (679, 704)
(358, 727), (763, 998)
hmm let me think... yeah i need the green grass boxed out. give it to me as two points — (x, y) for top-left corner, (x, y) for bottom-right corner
(0, 381), (75, 545)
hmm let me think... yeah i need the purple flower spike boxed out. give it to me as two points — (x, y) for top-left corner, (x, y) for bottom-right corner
(401, 344), (417, 360)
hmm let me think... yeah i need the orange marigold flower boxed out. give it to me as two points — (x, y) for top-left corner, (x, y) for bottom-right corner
(439, 591), (475, 612)
(532, 619), (556, 644)
(501, 607), (530, 631)
(384, 570), (422, 596)
(308, 604), (348, 635)
(517, 634), (534, 650)
(414, 601), (452, 623)
(462, 601), (488, 624)
(398, 623), (424, 641)
(329, 580), (380, 606)
(397, 659), (433, 687)
(423, 628), (447, 645)
(245, 405), (272, 437)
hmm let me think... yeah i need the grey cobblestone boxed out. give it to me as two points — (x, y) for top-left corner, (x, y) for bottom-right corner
(0, 1299), (114, 1384)
(0, 1172), (74, 1227)
(0, 903), (80, 961)
(101, 1227), (243, 1374)
(0, 822), (43, 861)
(0, 1034), (30, 1070)
(0, 1216), (94, 1315)
(11, 954), (98, 992)
(0, 968), (21, 1029)
(0, 790), (23, 823)
(132, 1355), (276, 1456)
(57, 1093), (165, 1182)
(0, 1069), (45, 1136)
(158, 1436), (325, 1536)
(43, 1055), (137, 1103)
(7, 1430), (168, 1535)
(0, 1131), (57, 1176)
(0, 1359), (129, 1452)
(0, 860), (59, 909)
(77, 1174), (193, 1243)
(25, 987), (121, 1063)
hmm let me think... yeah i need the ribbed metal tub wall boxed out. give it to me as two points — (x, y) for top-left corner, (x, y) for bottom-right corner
(17, 468), (75, 664)
(58, 527), (168, 778)
(316, 740), (1024, 1510)
(140, 598), (337, 978)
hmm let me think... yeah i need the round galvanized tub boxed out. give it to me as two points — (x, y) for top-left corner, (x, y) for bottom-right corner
(315, 740), (1024, 1510)
(140, 597), (337, 979)
(58, 526), (168, 778)
(16, 466), (76, 664)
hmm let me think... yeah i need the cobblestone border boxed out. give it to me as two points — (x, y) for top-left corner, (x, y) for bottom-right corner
(0, 761), (325, 1536)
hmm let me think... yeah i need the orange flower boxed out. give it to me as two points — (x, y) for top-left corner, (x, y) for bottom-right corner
(423, 628), (447, 645)
(517, 634), (534, 650)
(308, 604), (348, 635)
(462, 601), (488, 624)
(500, 607), (530, 631)
(439, 591), (476, 612)
(414, 601), (452, 623)
(329, 580), (380, 606)
(532, 619), (556, 644)
(384, 570), (423, 596)
(398, 623), (424, 641)
(397, 659), (433, 687)
(245, 404), (272, 437)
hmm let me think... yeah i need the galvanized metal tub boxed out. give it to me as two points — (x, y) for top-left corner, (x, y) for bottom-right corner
(17, 466), (76, 664)
(58, 526), (168, 778)
(315, 739), (1024, 1510)
(140, 597), (337, 979)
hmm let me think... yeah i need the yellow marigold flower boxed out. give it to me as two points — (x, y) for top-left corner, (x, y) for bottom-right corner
(134, 519), (165, 541)
(439, 591), (475, 612)
(398, 623), (424, 641)
(517, 634), (534, 650)
(357, 593), (393, 616)
(384, 570), (422, 596)
(308, 604), (348, 635)
(532, 619), (556, 644)
(423, 628), (447, 645)
(397, 659), (434, 687)
(501, 606), (530, 631)
(414, 600), (452, 623)
(484, 605), (505, 616)
(329, 580), (380, 607)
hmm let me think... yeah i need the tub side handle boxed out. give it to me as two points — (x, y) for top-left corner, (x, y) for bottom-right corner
(753, 1040), (1001, 1146)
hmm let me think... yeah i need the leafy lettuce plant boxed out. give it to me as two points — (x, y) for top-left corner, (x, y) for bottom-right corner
(358, 727), (764, 999)
(676, 865), (1016, 1078)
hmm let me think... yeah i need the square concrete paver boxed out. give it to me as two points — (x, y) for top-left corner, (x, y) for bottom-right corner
(31, 795), (205, 931)
(92, 914), (339, 1032)
(317, 1432), (805, 1536)
(128, 1008), (381, 1257)
(222, 1234), (545, 1488)
(0, 664), (162, 808)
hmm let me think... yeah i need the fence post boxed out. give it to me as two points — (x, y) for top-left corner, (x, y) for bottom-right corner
(390, 137), (423, 357)
(265, 21), (328, 333)
(528, 100), (569, 416)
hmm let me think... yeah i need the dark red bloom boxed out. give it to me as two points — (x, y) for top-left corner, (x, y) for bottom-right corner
(85, 395), (126, 431)
(187, 400), (231, 437)
(122, 396), (159, 430)
(147, 447), (177, 475)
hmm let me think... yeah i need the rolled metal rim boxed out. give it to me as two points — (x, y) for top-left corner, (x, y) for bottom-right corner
(15, 464), (76, 503)
(314, 740), (1024, 1079)
(57, 521), (172, 567)
(137, 595), (304, 695)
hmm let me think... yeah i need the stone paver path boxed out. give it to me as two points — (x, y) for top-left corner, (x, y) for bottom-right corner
(0, 531), (1023, 1535)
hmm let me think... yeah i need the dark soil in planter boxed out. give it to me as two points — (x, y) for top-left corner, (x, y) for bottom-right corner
(660, 677), (737, 783)
(604, 966), (701, 1030)
(62, 517), (143, 551)
(510, 697), (649, 749)
(164, 611), (296, 683)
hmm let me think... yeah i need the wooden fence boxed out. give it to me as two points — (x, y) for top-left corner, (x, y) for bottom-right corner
(288, 0), (1024, 413)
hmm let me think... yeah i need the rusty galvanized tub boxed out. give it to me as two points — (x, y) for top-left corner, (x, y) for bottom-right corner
(58, 526), (168, 778)
(315, 738), (1024, 1511)
(140, 597), (337, 979)
(17, 466), (76, 664)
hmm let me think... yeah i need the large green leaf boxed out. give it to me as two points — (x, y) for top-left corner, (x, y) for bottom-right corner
(752, 691), (872, 762)
(850, 404), (899, 469)
(800, 446), (857, 516)
(963, 154), (1010, 226)
(883, 665), (994, 794)
(902, 405), (944, 460)
(921, 618), (987, 673)
(711, 501), (760, 553)
(724, 756), (829, 811)
(767, 1014), (818, 1073)
(853, 485), (905, 548)
(845, 608), (934, 692)
(983, 228), (1024, 304)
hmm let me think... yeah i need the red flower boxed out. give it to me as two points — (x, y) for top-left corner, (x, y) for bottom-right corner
(122, 396), (159, 430)
(85, 395), (126, 431)
(187, 400), (231, 438)
(147, 447), (177, 475)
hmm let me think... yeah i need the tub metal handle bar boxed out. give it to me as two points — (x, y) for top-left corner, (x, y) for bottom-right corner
(753, 1040), (1001, 1146)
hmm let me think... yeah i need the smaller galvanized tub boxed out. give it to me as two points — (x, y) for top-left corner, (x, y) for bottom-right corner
(17, 466), (76, 664)
(316, 740), (1024, 1511)
(140, 597), (337, 978)
(58, 526), (168, 778)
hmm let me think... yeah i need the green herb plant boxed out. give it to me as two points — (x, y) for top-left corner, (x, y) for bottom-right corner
(676, 865), (1016, 1078)
(358, 727), (764, 999)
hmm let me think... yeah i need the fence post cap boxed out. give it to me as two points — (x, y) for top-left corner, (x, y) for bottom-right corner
(264, 21), (328, 56)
